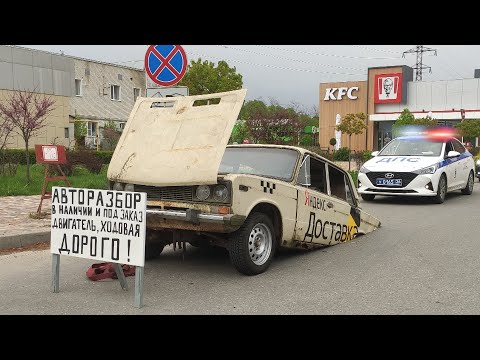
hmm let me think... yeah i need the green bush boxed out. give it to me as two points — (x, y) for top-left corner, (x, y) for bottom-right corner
(94, 151), (114, 164)
(2, 149), (37, 165)
(333, 147), (350, 161)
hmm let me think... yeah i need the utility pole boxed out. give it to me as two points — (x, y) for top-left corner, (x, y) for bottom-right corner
(402, 45), (437, 81)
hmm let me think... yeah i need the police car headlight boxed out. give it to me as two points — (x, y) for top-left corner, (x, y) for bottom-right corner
(413, 164), (437, 175)
(359, 165), (370, 174)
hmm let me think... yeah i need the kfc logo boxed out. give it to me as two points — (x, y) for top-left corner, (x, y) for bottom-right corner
(374, 73), (403, 103)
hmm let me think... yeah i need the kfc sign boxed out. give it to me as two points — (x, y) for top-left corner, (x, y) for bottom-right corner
(324, 87), (359, 101)
(374, 73), (402, 103)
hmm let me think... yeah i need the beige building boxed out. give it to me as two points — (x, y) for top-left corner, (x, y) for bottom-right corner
(0, 45), (146, 150)
(71, 56), (145, 149)
(0, 46), (74, 149)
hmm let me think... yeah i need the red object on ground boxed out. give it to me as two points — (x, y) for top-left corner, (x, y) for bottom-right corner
(86, 263), (136, 281)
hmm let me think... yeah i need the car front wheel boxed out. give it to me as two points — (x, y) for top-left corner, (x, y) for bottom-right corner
(461, 171), (474, 195)
(433, 174), (447, 204)
(228, 212), (276, 276)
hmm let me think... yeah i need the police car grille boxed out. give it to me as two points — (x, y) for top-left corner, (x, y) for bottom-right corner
(366, 172), (418, 188)
(134, 185), (193, 202)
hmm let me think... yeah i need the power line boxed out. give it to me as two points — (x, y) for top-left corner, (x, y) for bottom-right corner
(351, 45), (403, 55)
(189, 52), (366, 76)
(403, 45), (437, 81)
(256, 45), (403, 60)
(220, 45), (367, 71)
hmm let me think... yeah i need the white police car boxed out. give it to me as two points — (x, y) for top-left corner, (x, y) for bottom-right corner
(358, 135), (475, 203)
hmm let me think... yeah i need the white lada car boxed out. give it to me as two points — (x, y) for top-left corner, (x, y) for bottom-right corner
(358, 135), (475, 203)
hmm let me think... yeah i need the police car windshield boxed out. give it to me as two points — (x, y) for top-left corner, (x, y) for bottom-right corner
(378, 138), (443, 157)
(218, 147), (299, 180)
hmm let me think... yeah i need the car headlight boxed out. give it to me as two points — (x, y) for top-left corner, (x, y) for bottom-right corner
(213, 185), (228, 202)
(113, 182), (124, 191)
(359, 165), (370, 174)
(124, 183), (135, 192)
(413, 164), (438, 175)
(196, 185), (211, 201)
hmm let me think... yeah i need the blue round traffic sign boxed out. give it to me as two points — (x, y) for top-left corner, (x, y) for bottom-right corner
(144, 45), (188, 87)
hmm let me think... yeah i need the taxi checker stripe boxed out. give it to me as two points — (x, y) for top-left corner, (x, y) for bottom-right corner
(260, 180), (276, 194)
(150, 46), (182, 79)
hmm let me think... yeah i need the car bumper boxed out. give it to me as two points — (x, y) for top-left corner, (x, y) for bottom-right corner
(146, 208), (246, 232)
(357, 172), (438, 197)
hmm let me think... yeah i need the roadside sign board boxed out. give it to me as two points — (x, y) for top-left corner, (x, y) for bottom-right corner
(50, 187), (146, 267)
(35, 145), (67, 164)
(144, 45), (187, 87)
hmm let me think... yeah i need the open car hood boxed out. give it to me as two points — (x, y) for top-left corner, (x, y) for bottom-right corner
(107, 89), (247, 186)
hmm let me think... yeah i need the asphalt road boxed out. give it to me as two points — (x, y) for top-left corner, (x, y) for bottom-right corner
(1, 183), (480, 315)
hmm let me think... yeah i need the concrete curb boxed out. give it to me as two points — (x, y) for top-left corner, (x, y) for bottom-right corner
(0, 232), (50, 250)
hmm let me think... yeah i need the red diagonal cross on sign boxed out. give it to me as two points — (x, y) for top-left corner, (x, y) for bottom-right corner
(151, 45), (182, 79)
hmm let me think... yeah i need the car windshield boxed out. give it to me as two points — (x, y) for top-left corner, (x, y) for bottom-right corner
(218, 147), (299, 181)
(378, 138), (443, 157)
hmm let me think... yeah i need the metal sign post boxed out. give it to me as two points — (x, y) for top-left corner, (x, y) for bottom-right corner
(50, 187), (147, 308)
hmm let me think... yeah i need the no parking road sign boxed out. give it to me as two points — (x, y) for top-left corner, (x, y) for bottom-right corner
(145, 45), (187, 87)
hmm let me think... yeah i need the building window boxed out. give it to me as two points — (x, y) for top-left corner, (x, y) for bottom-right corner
(87, 122), (97, 137)
(64, 127), (69, 138)
(75, 79), (82, 96)
(133, 88), (140, 102)
(111, 85), (121, 101)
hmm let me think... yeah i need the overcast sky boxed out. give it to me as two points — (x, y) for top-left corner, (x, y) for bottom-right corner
(21, 45), (480, 114)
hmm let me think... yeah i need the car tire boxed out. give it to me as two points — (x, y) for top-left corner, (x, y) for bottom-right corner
(461, 171), (474, 195)
(361, 194), (375, 201)
(228, 212), (276, 276)
(433, 174), (447, 204)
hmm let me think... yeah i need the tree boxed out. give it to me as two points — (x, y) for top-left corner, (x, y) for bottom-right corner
(455, 119), (480, 139)
(74, 118), (87, 150)
(329, 137), (337, 152)
(178, 58), (243, 98)
(335, 113), (367, 171)
(247, 108), (304, 145)
(239, 99), (268, 120)
(102, 120), (121, 150)
(0, 115), (14, 175)
(230, 120), (250, 144)
(0, 90), (55, 184)
(392, 108), (436, 137)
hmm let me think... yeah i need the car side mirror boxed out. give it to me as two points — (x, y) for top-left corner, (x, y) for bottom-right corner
(371, 151), (379, 157)
(447, 150), (460, 158)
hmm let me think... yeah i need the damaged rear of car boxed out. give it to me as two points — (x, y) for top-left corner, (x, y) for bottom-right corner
(107, 89), (381, 275)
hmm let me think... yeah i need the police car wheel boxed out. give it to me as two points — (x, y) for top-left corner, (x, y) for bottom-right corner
(433, 174), (447, 204)
(228, 212), (276, 276)
(361, 194), (375, 201)
(461, 171), (474, 195)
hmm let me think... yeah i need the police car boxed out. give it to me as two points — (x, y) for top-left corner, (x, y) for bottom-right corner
(358, 134), (475, 204)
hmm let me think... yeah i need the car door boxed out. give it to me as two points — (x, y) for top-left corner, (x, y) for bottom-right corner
(452, 139), (470, 186)
(325, 163), (360, 244)
(294, 155), (350, 245)
(444, 141), (460, 189)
